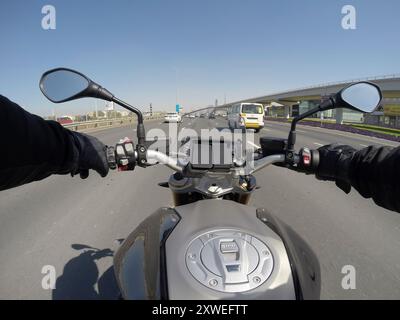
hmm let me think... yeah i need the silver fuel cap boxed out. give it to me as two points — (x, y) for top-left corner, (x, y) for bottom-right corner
(185, 230), (274, 293)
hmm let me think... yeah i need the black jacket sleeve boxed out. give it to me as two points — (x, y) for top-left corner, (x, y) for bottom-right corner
(349, 145), (400, 212)
(0, 95), (79, 191)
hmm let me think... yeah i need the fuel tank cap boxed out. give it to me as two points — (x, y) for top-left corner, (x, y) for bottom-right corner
(185, 230), (274, 293)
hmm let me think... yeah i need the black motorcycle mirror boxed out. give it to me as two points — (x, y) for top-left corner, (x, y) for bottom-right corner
(286, 81), (382, 153)
(39, 68), (146, 147)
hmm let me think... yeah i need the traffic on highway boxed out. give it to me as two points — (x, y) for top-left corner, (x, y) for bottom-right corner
(1, 0), (400, 309)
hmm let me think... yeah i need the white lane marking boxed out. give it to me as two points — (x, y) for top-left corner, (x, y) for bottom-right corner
(262, 128), (271, 132)
(360, 144), (368, 147)
(314, 142), (324, 147)
(247, 141), (261, 149)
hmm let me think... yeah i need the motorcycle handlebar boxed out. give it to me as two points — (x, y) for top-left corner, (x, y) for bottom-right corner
(146, 150), (183, 172)
(106, 144), (320, 176)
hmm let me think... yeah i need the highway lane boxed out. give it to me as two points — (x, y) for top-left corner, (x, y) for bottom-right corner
(261, 120), (400, 149)
(0, 117), (399, 299)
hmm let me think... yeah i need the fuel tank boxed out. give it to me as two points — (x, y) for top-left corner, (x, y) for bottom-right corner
(114, 200), (320, 300)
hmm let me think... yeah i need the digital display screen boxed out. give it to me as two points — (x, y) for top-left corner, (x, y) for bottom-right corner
(189, 138), (245, 168)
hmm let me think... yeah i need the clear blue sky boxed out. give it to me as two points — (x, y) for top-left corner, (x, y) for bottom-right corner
(1, 0), (400, 116)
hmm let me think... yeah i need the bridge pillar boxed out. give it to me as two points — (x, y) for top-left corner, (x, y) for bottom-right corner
(335, 108), (344, 124)
(284, 105), (291, 119)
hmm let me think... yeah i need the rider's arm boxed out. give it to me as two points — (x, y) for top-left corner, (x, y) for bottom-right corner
(349, 145), (400, 213)
(317, 144), (400, 213)
(0, 95), (108, 191)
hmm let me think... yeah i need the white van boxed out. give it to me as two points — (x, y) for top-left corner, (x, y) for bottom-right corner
(227, 103), (265, 132)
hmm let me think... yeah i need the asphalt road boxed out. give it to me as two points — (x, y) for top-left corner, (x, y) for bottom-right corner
(0, 117), (399, 300)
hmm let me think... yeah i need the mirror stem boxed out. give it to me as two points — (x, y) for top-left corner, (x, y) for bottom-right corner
(287, 98), (334, 151)
(111, 97), (146, 145)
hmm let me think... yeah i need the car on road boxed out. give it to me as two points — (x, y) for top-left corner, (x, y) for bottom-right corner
(57, 116), (74, 125)
(227, 103), (265, 133)
(208, 113), (216, 119)
(164, 112), (182, 123)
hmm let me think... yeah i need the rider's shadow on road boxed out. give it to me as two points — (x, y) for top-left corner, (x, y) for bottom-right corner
(52, 243), (122, 300)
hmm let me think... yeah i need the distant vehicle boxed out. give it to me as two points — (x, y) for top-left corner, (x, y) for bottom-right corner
(209, 113), (216, 119)
(57, 116), (74, 125)
(200, 114), (205, 118)
(228, 103), (265, 133)
(164, 112), (182, 123)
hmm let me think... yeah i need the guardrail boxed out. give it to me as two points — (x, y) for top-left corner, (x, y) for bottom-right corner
(62, 115), (164, 132)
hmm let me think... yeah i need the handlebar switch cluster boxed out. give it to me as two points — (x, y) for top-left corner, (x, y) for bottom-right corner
(298, 148), (320, 173)
(301, 148), (312, 166)
(115, 137), (136, 171)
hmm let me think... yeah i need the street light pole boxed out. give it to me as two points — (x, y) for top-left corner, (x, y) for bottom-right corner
(175, 69), (179, 106)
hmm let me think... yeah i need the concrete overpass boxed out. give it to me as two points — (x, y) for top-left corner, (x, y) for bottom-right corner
(192, 74), (400, 125)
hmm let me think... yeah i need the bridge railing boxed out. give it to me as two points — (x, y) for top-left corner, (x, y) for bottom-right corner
(280, 73), (400, 93)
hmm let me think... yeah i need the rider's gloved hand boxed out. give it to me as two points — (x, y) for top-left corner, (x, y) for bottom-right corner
(70, 132), (109, 179)
(316, 144), (356, 194)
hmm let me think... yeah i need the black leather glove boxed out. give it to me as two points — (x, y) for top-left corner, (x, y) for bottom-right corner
(316, 144), (356, 194)
(70, 132), (109, 179)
